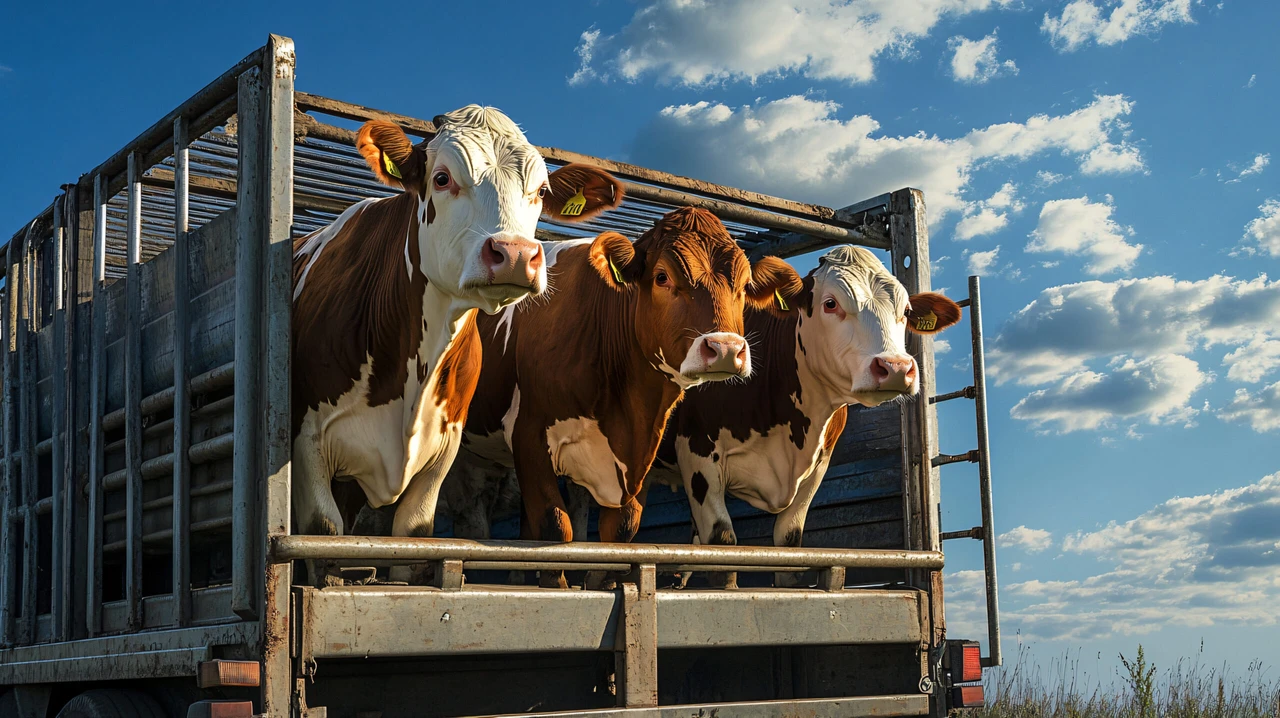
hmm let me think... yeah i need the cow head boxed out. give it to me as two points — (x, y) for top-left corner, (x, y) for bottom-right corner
(588, 207), (803, 388)
(799, 245), (961, 407)
(357, 106), (624, 314)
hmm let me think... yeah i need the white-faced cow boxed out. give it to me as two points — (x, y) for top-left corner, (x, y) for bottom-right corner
(291, 105), (623, 585)
(444, 207), (803, 587)
(648, 245), (961, 587)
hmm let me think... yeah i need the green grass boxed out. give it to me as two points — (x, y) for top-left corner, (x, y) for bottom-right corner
(974, 643), (1280, 718)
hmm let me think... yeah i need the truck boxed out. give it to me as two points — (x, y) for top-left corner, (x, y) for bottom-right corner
(0, 35), (1002, 718)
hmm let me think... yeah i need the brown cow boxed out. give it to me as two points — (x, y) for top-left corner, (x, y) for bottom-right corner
(447, 207), (803, 587)
(291, 106), (623, 586)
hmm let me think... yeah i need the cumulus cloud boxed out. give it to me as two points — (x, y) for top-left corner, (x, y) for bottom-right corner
(935, 339), (953, 355)
(950, 473), (1280, 643)
(1043, 0), (1197, 52)
(1224, 153), (1270, 184)
(1222, 337), (1280, 384)
(1218, 383), (1280, 432)
(949, 32), (1019, 83)
(631, 94), (1143, 222)
(966, 246), (1002, 276)
(1237, 199), (1280, 258)
(999, 526), (1054, 553)
(1080, 142), (1147, 175)
(1026, 197), (1143, 275)
(1010, 354), (1206, 432)
(955, 182), (1024, 240)
(569, 0), (1016, 87)
(1036, 170), (1067, 187)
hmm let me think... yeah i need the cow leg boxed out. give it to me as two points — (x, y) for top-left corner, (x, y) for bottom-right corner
(512, 421), (573, 589)
(772, 446), (832, 588)
(387, 464), (451, 585)
(682, 456), (737, 589)
(292, 434), (345, 588)
(594, 493), (646, 590)
(442, 462), (497, 540)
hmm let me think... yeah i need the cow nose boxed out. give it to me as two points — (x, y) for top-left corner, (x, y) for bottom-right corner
(872, 356), (917, 392)
(699, 333), (749, 375)
(483, 235), (543, 288)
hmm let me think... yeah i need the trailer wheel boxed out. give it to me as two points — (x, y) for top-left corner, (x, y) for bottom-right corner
(56, 689), (165, 718)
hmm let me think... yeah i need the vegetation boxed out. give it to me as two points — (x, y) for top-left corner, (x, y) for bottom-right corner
(974, 643), (1280, 718)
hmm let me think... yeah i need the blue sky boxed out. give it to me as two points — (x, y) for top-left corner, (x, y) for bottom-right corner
(3, 0), (1278, 681)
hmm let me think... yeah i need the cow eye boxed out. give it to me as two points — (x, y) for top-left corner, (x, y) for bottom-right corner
(823, 298), (839, 313)
(655, 270), (670, 287)
(537, 185), (549, 199)
(433, 171), (452, 189)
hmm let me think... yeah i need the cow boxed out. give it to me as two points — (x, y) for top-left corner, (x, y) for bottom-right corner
(648, 244), (961, 588)
(291, 105), (624, 586)
(444, 207), (804, 587)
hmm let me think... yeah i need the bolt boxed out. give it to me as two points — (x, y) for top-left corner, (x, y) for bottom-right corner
(440, 611), (451, 623)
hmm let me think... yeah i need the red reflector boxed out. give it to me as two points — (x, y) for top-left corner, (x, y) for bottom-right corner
(952, 684), (985, 708)
(961, 644), (983, 683)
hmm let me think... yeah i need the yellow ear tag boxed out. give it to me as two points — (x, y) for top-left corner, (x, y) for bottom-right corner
(775, 290), (790, 312)
(382, 152), (403, 180)
(608, 257), (626, 285)
(915, 310), (938, 332)
(561, 187), (587, 217)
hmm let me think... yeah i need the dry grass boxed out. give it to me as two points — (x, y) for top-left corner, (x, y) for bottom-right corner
(975, 643), (1280, 718)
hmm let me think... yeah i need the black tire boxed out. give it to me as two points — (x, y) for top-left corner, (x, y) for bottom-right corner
(56, 689), (165, 718)
(0, 690), (19, 718)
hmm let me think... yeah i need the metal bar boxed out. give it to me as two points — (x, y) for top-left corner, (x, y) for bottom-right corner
(482, 695), (930, 718)
(259, 34), (296, 718)
(940, 528), (983, 542)
(932, 451), (978, 468)
(231, 65), (263, 621)
(50, 195), (68, 641)
(101, 433), (234, 492)
(171, 116), (192, 627)
(1, 233), (19, 646)
(101, 517), (233, 553)
(616, 565), (658, 708)
(18, 221), (37, 645)
(969, 275), (1001, 667)
(86, 174), (107, 636)
(929, 386), (974, 404)
(272, 535), (946, 570)
(124, 151), (144, 632)
(294, 114), (884, 250)
(100, 362), (235, 432)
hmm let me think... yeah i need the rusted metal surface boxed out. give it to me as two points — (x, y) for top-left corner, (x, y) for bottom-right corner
(172, 116), (193, 627)
(86, 174), (107, 637)
(124, 152), (146, 632)
(616, 565), (658, 708)
(50, 195), (69, 642)
(967, 276), (1001, 666)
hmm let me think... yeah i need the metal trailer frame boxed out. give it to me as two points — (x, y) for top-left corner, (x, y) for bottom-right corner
(0, 35), (1001, 718)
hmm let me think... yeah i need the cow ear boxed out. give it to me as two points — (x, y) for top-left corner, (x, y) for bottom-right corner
(357, 120), (425, 190)
(905, 292), (962, 334)
(588, 232), (642, 291)
(746, 256), (804, 318)
(544, 164), (625, 223)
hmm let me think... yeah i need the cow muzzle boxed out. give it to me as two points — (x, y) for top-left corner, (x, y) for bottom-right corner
(686, 332), (750, 380)
(871, 354), (917, 393)
(482, 233), (544, 291)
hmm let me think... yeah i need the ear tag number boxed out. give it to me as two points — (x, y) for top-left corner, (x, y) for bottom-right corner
(383, 153), (403, 180)
(608, 258), (626, 285)
(915, 310), (937, 332)
(561, 188), (587, 217)
(775, 290), (790, 312)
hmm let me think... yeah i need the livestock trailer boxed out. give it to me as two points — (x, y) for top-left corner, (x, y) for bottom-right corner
(0, 36), (1001, 718)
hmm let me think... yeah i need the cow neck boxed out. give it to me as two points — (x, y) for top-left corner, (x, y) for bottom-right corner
(760, 286), (848, 439)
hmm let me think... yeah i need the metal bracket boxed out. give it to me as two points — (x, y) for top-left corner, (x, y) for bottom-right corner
(433, 559), (464, 590)
(615, 564), (658, 709)
(817, 566), (846, 591)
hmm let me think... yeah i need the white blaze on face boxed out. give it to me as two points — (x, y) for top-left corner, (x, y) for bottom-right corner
(802, 246), (916, 406)
(416, 106), (550, 315)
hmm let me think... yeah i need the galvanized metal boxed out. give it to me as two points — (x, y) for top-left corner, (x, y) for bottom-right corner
(124, 151), (145, 632)
(172, 115), (193, 627)
(86, 174), (107, 636)
(968, 275), (1001, 667)
(50, 195), (68, 642)
(0, 234), (17, 646)
(616, 565), (658, 708)
(481, 695), (930, 718)
(929, 386), (975, 404)
(17, 222), (37, 645)
(932, 451), (979, 468)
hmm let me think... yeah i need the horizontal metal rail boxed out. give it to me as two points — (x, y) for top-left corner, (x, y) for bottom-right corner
(932, 451), (979, 467)
(940, 527), (984, 542)
(101, 361), (234, 431)
(272, 536), (945, 571)
(930, 386), (975, 404)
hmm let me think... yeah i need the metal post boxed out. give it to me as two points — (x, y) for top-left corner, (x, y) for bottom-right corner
(86, 174), (107, 636)
(1, 236), (18, 646)
(51, 195), (69, 641)
(18, 221), (37, 645)
(259, 35), (296, 718)
(616, 565), (658, 708)
(172, 116), (193, 627)
(968, 276), (1000, 667)
(232, 64), (263, 621)
(124, 151), (144, 631)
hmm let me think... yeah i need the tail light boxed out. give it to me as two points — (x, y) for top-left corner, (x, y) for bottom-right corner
(948, 640), (984, 683)
(951, 684), (985, 708)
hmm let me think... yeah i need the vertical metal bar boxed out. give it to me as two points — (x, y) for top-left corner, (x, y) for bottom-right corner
(51, 195), (69, 641)
(172, 116), (193, 627)
(124, 151), (144, 631)
(231, 65), (264, 620)
(86, 175), (107, 636)
(968, 276), (1001, 667)
(616, 564), (658, 708)
(259, 35), (296, 718)
(69, 186), (93, 640)
(18, 222), (37, 645)
(1, 237), (18, 646)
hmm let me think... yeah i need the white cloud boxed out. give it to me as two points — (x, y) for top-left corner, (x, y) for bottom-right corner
(1026, 196), (1143, 275)
(568, 28), (601, 85)
(949, 31), (1019, 84)
(1218, 382), (1280, 432)
(1238, 199), (1280, 258)
(955, 182), (1024, 240)
(999, 525), (1054, 553)
(1225, 153), (1270, 184)
(1043, 0), (1197, 52)
(1036, 170), (1067, 187)
(1245, 74), (1257, 89)
(1010, 354), (1206, 432)
(950, 473), (1280, 643)
(1223, 337), (1280, 384)
(632, 94), (1143, 222)
(935, 339), (952, 355)
(1080, 141), (1147, 175)
(570, 0), (1016, 87)
(966, 246), (1002, 276)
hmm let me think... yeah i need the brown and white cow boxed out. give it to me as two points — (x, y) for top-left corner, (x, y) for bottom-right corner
(446, 207), (803, 587)
(648, 245), (961, 587)
(291, 105), (623, 585)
